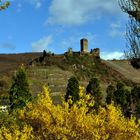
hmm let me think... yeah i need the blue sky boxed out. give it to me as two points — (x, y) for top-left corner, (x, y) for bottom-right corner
(0, 0), (129, 59)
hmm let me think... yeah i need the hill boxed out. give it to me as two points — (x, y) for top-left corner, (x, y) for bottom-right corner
(0, 52), (139, 104)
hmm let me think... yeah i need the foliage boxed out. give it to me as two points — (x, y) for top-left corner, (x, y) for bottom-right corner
(114, 82), (131, 116)
(0, 86), (140, 139)
(86, 77), (102, 109)
(106, 84), (116, 104)
(131, 85), (140, 116)
(9, 65), (32, 111)
(65, 76), (79, 104)
(0, 112), (33, 140)
(0, 0), (10, 10)
(43, 50), (47, 57)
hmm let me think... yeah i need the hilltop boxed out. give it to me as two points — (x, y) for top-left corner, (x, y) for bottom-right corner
(0, 51), (138, 104)
(0, 38), (139, 104)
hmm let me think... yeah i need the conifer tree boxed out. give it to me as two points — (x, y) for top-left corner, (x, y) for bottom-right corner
(131, 85), (140, 117)
(43, 50), (47, 57)
(65, 76), (79, 103)
(114, 81), (131, 116)
(9, 65), (32, 111)
(86, 78), (102, 109)
(106, 84), (116, 104)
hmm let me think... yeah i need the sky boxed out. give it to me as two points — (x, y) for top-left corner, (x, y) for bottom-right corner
(0, 0), (129, 60)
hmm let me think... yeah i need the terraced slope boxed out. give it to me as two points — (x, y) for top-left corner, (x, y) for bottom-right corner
(103, 60), (140, 83)
(28, 66), (73, 94)
(1, 53), (139, 104)
(0, 53), (42, 76)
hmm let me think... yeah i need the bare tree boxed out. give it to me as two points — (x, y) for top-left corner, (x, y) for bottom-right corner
(119, 0), (140, 22)
(119, 0), (140, 68)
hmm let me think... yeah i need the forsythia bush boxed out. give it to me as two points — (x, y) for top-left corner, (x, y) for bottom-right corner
(0, 86), (140, 140)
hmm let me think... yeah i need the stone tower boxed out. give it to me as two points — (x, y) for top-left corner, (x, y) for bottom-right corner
(80, 38), (88, 53)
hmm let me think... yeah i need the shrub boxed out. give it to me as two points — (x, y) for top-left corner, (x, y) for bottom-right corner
(0, 86), (140, 139)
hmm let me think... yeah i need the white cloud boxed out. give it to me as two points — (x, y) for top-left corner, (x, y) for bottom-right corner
(11, 0), (43, 9)
(35, 2), (42, 8)
(0, 43), (16, 50)
(31, 36), (53, 52)
(109, 22), (125, 37)
(27, 0), (42, 8)
(101, 51), (124, 60)
(46, 0), (123, 26)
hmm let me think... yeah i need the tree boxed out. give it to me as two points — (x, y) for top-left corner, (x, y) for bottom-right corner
(9, 65), (32, 111)
(119, 0), (140, 23)
(114, 81), (131, 116)
(119, 0), (140, 68)
(131, 85), (140, 117)
(125, 16), (140, 68)
(65, 76), (79, 103)
(86, 78), (102, 109)
(43, 50), (47, 57)
(0, 0), (10, 11)
(106, 84), (116, 104)
(1, 86), (140, 140)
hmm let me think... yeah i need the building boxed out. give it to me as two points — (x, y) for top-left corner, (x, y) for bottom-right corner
(80, 38), (88, 53)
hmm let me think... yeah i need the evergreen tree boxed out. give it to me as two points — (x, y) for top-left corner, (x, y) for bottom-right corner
(9, 65), (32, 111)
(86, 78), (102, 109)
(114, 81), (131, 116)
(43, 50), (47, 57)
(65, 76), (79, 104)
(131, 85), (140, 117)
(106, 84), (115, 104)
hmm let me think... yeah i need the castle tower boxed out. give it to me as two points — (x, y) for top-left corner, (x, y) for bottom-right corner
(80, 38), (88, 53)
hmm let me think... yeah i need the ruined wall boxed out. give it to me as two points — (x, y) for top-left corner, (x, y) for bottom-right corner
(91, 48), (100, 58)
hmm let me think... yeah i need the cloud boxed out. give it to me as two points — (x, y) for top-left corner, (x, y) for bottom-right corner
(46, 0), (123, 26)
(27, 0), (43, 8)
(109, 22), (125, 37)
(101, 51), (124, 60)
(31, 36), (53, 52)
(0, 43), (16, 50)
(11, 0), (43, 9)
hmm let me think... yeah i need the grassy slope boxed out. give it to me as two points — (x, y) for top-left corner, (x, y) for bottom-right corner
(0, 53), (139, 104)
(103, 60), (140, 84)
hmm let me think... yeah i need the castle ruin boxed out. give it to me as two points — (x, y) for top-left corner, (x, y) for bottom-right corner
(80, 38), (88, 53)
(66, 38), (100, 58)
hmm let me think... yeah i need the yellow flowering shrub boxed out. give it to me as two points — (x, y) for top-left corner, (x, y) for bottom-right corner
(0, 86), (140, 140)
(0, 124), (33, 140)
